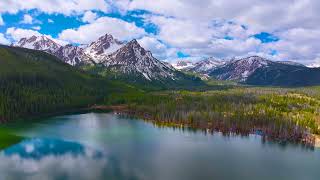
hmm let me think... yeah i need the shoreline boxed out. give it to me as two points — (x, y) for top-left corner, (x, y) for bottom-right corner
(2, 104), (319, 148)
(89, 105), (320, 148)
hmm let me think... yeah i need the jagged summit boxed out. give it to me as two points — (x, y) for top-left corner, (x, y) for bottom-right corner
(209, 56), (272, 81)
(85, 33), (123, 62)
(188, 57), (226, 74)
(14, 35), (61, 54)
(55, 45), (94, 66)
(100, 39), (176, 81)
(12, 34), (201, 85)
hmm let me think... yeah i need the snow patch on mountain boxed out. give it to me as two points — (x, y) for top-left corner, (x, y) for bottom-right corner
(13, 35), (62, 54)
(277, 61), (305, 67)
(172, 60), (194, 70)
(100, 39), (176, 81)
(210, 56), (272, 82)
(188, 57), (226, 74)
(85, 33), (123, 63)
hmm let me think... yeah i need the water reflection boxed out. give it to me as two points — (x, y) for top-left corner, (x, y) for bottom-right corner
(0, 138), (142, 180)
(1, 113), (319, 180)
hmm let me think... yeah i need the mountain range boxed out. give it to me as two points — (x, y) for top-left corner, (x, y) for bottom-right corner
(175, 55), (320, 86)
(13, 34), (203, 88)
(12, 33), (320, 87)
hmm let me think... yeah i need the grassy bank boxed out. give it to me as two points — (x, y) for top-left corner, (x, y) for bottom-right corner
(0, 128), (23, 150)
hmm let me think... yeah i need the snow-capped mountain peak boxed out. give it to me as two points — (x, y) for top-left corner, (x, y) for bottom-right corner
(54, 44), (94, 66)
(209, 56), (272, 81)
(277, 61), (305, 67)
(100, 39), (176, 81)
(85, 33), (123, 62)
(14, 35), (61, 54)
(172, 60), (194, 70)
(12, 34), (199, 84)
(189, 57), (226, 73)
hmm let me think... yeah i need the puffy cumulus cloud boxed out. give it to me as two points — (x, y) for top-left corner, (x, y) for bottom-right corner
(111, 0), (320, 64)
(58, 16), (146, 44)
(0, 0), (109, 15)
(0, 33), (10, 45)
(82, 11), (98, 23)
(143, 15), (259, 59)
(263, 28), (320, 64)
(138, 36), (177, 60)
(6, 27), (68, 45)
(20, 14), (33, 24)
(115, 0), (320, 32)
(6, 27), (42, 41)
(182, 37), (262, 58)
(0, 15), (4, 25)
(146, 16), (213, 49)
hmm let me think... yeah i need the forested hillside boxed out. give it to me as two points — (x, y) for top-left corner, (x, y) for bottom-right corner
(0, 45), (134, 122)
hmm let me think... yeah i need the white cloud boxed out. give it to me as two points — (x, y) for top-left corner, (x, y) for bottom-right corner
(6, 27), (68, 45)
(117, 0), (320, 32)
(138, 36), (177, 59)
(48, 19), (54, 23)
(147, 16), (213, 49)
(32, 26), (41, 30)
(82, 11), (98, 23)
(0, 33), (10, 45)
(112, 0), (320, 64)
(142, 15), (260, 59)
(0, 14), (4, 25)
(0, 0), (109, 15)
(6, 27), (42, 41)
(263, 28), (320, 64)
(21, 14), (33, 24)
(2, 0), (320, 64)
(58, 16), (146, 44)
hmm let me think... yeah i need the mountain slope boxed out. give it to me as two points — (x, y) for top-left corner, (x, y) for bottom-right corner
(55, 45), (94, 66)
(209, 56), (270, 82)
(245, 64), (320, 86)
(187, 57), (225, 74)
(13, 35), (204, 88)
(13, 35), (94, 66)
(13, 35), (61, 54)
(208, 56), (320, 86)
(87, 39), (204, 88)
(85, 33), (123, 62)
(0, 45), (134, 122)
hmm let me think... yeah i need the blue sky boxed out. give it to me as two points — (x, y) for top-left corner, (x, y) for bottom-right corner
(0, 0), (319, 66)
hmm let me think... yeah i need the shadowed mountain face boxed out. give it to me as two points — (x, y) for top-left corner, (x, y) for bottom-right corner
(245, 64), (320, 86)
(207, 56), (320, 86)
(91, 40), (204, 88)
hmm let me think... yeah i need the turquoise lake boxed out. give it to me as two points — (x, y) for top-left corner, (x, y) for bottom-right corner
(0, 113), (319, 180)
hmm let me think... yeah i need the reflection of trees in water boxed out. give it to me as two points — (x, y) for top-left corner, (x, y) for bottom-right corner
(0, 138), (142, 180)
(124, 91), (320, 147)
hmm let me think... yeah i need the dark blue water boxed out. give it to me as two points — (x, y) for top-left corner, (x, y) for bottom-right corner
(1, 113), (319, 180)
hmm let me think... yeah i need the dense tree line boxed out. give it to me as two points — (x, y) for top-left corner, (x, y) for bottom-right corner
(107, 87), (320, 145)
(0, 45), (133, 122)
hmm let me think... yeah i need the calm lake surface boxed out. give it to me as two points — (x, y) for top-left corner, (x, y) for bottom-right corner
(1, 113), (319, 180)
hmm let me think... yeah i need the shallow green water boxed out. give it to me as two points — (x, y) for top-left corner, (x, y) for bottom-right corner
(0, 113), (319, 180)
